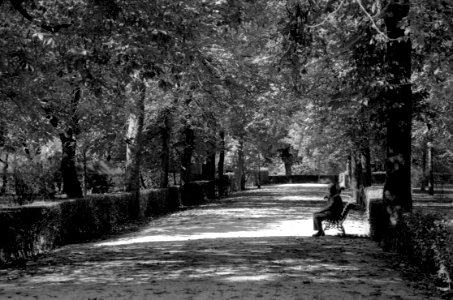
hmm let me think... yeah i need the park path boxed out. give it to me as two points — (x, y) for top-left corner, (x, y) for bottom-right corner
(0, 184), (440, 299)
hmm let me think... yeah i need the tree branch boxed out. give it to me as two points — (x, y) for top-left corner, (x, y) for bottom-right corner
(9, 0), (72, 33)
(307, 0), (345, 29)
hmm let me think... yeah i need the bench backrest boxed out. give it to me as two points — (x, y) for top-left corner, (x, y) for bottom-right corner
(339, 202), (355, 220)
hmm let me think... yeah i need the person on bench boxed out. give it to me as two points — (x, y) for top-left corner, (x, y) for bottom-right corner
(312, 183), (343, 237)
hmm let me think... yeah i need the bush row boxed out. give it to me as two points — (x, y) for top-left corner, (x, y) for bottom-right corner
(0, 187), (180, 266)
(366, 189), (452, 292)
(388, 211), (452, 291)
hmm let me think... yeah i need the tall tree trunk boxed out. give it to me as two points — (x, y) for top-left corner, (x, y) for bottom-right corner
(218, 131), (226, 196)
(181, 126), (194, 187)
(351, 150), (362, 204)
(82, 149), (87, 197)
(346, 154), (352, 189)
(236, 139), (246, 190)
(1, 153), (9, 195)
(60, 129), (83, 198)
(159, 110), (170, 188)
(124, 79), (146, 218)
(256, 153), (261, 189)
(427, 141), (434, 195)
(280, 147), (293, 178)
(204, 142), (216, 199)
(383, 0), (413, 211)
(421, 141), (427, 192)
(59, 84), (83, 199)
(361, 143), (372, 187)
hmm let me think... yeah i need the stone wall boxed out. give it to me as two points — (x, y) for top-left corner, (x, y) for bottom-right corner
(0, 187), (180, 266)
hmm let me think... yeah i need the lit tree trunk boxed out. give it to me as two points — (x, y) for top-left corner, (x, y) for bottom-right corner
(218, 131), (226, 196)
(361, 143), (372, 187)
(346, 154), (352, 189)
(383, 0), (412, 211)
(125, 78), (146, 218)
(159, 110), (170, 188)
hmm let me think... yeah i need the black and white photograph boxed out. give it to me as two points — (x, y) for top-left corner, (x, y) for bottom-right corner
(0, 0), (452, 299)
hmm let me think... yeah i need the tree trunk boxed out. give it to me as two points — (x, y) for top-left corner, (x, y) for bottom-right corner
(361, 143), (372, 187)
(124, 79), (146, 218)
(1, 153), (8, 195)
(427, 141), (434, 195)
(280, 147), (293, 179)
(181, 126), (194, 186)
(159, 110), (170, 188)
(218, 131), (226, 196)
(257, 153), (261, 189)
(60, 129), (83, 198)
(383, 0), (413, 211)
(205, 143), (216, 199)
(237, 139), (246, 190)
(351, 150), (362, 204)
(59, 84), (83, 199)
(82, 150), (87, 197)
(421, 142), (427, 192)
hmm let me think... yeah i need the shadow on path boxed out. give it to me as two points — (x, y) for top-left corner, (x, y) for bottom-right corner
(0, 184), (438, 299)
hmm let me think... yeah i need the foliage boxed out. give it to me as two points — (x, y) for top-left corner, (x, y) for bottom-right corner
(389, 211), (452, 291)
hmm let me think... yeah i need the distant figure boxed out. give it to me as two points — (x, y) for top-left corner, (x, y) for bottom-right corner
(312, 184), (343, 237)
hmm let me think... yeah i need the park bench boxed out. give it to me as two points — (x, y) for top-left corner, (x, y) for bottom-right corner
(323, 202), (356, 236)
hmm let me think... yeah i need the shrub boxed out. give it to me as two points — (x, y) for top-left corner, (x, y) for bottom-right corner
(13, 162), (59, 204)
(390, 211), (452, 290)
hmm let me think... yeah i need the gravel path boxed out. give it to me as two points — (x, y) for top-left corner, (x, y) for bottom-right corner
(0, 184), (440, 299)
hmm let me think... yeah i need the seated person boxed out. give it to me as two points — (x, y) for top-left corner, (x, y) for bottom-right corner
(312, 183), (343, 237)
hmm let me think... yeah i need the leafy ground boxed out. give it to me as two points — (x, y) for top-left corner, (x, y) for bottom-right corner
(0, 184), (446, 299)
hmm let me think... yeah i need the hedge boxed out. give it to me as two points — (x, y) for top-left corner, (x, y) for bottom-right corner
(0, 187), (180, 266)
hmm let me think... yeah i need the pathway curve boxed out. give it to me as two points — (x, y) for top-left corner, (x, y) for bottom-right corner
(0, 184), (439, 299)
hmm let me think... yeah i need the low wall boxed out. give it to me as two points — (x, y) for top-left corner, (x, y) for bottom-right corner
(363, 186), (385, 241)
(268, 175), (338, 184)
(0, 187), (180, 266)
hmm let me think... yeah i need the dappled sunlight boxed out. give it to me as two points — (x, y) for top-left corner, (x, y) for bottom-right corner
(274, 183), (329, 188)
(97, 219), (313, 246)
(279, 195), (323, 201)
(97, 185), (369, 246)
(2, 183), (407, 300)
(224, 274), (276, 282)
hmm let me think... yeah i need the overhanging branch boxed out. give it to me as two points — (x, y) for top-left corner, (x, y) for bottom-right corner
(9, 0), (72, 33)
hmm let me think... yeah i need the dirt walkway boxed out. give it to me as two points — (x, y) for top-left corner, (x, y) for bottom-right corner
(0, 184), (440, 299)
